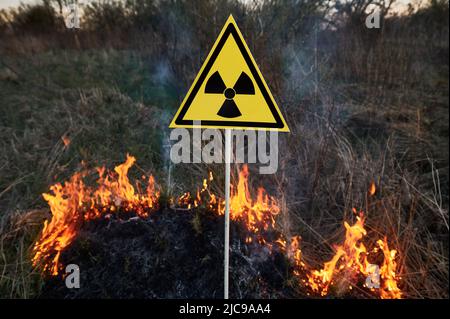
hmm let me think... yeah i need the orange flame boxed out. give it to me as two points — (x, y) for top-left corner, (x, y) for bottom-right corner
(377, 238), (402, 299)
(306, 216), (369, 296)
(32, 154), (159, 275)
(369, 182), (376, 196)
(304, 215), (402, 298)
(227, 165), (280, 234)
(62, 135), (70, 148)
(33, 156), (401, 298)
(177, 164), (280, 238)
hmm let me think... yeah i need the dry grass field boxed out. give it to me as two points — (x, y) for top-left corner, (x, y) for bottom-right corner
(0, 0), (448, 298)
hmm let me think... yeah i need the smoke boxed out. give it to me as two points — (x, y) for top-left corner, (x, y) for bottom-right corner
(159, 108), (174, 195)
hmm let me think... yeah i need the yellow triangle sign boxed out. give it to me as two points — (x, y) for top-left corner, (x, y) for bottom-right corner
(169, 15), (289, 132)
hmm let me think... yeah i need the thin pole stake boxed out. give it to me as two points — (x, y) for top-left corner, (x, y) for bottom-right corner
(224, 129), (231, 299)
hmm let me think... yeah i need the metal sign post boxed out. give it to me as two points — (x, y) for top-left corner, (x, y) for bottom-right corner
(224, 129), (231, 299)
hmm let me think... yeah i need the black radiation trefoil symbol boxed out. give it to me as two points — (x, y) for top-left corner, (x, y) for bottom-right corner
(204, 71), (255, 118)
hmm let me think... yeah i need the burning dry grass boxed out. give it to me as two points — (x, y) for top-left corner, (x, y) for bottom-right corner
(32, 155), (159, 275)
(0, 50), (447, 299)
(0, 1), (448, 299)
(31, 155), (402, 298)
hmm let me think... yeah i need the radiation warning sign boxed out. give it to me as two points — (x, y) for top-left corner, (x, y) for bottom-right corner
(169, 15), (289, 132)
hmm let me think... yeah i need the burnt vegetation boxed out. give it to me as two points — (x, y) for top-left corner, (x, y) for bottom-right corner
(0, 0), (448, 298)
(41, 209), (293, 299)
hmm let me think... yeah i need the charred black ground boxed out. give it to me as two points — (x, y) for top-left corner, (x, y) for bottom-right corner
(40, 208), (297, 299)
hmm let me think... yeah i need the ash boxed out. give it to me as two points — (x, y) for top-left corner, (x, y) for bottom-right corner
(40, 209), (296, 298)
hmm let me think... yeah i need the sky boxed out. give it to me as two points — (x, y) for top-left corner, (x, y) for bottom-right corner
(0, 0), (37, 9)
(0, 0), (35, 9)
(0, 0), (422, 12)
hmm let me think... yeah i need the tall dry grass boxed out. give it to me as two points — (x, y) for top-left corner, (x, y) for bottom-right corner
(0, 0), (448, 298)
